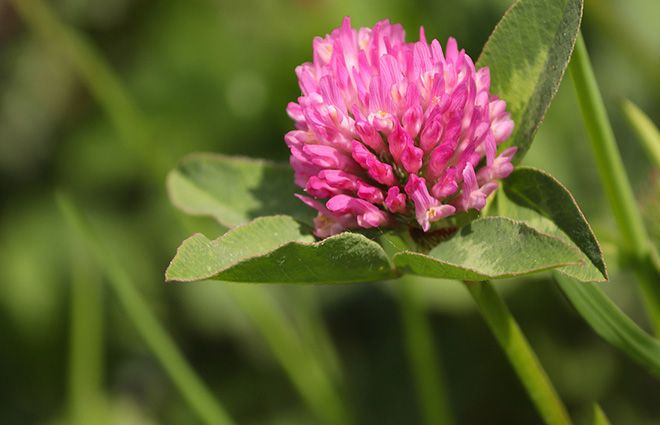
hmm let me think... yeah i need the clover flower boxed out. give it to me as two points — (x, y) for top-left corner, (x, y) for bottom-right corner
(286, 17), (515, 237)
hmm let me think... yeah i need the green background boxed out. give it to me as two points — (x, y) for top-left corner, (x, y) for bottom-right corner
(1, 0), (658, 423)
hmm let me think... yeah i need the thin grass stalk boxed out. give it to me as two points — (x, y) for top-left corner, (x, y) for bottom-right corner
(583, 403), (612, 425)
(380, 232), (454, 425)
(58, 194), (236, 425)
(229, 285), (352, 425)
(288, 288), (345, 386)
(465, 281), (573, 425)
(398, 278), (454, 425)
(568, 33), (660, 333)
(68, 236), (105, 425)
(621, 99), (660, 168)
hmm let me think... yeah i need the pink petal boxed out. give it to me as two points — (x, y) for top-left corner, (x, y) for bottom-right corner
(351, 141), (398, 186)
(404, 175), (454, 231)
(356, 181), (384, 204)
(326, 195), (390, 228)
(385, 186), (407, 213)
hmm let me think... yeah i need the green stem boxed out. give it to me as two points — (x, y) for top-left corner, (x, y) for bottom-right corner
(465, 282), (573, 425)
(397, 278), (453, 425)
(68, 236), (105, 425)
(621, 99), (660, 168)
(229, 286), (351, 425)
(58, 194), (236, 425)
(569, 33), (660, 333)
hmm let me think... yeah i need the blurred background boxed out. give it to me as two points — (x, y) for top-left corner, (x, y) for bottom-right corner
(0, 0), (659, 424)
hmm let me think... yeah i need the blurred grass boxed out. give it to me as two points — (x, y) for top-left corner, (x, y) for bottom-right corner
(1, 0), (659, 424)
(58, 193), (236, 425)
(67, 226), (105, 425)
(622, 99), (660, 167)
(569, 33), (660, 333)
(15, 0), (352, 422)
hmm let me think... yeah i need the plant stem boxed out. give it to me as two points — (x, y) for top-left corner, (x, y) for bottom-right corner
(569, 33), (660, 333)
(621, 99), (660, 168)
(465, 281), (573, 425)
(397, 278), (454, 425)
(229, 285), (352, 425)
(68, 236), (105, 425)
(58, 194), (236, 425)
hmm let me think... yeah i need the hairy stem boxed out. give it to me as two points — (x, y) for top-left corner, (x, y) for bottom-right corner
(465, 281), (573, 425)
(569, 33), (660, 333)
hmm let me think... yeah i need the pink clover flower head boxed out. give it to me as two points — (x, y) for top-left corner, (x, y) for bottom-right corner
(286, 17), (515, 237)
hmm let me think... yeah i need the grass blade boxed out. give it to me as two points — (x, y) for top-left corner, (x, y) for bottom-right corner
(621, 99), (660, 167)
(555, 272), (660, 376)
(228, 286), (352, 425)
(68, 232), (106, 425)
(58, 193), (236, 425)
(398, 278), (454, 425)
(466, 281), (573, 425)
(568, 33), (660, 333)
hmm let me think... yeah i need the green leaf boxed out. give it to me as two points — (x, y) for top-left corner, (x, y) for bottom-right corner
(393, 217), (581, 281)
(500, 167), (608, 282)
(167, 153), (314, 228)
(166, 215), (396, 284)
(477, 0), (583, 162)
(555, 272), (660, 376)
